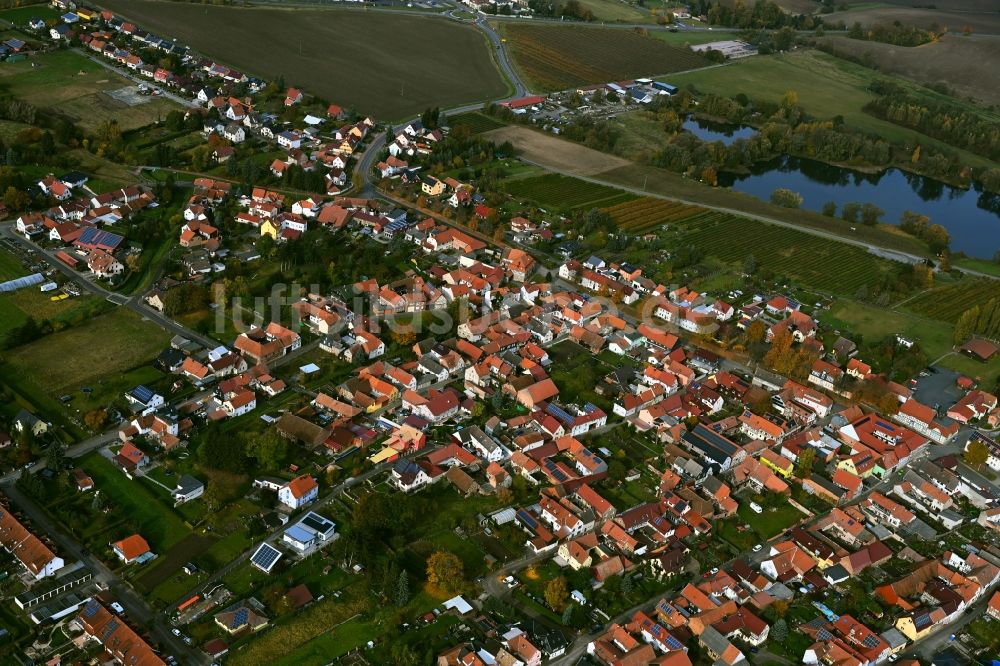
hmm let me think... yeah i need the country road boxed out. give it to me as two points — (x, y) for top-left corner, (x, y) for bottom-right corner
(513, 157), (1000, 281)
(0, 223), (220, 348)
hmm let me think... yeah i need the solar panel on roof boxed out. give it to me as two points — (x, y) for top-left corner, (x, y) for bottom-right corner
(131, 385), (155, 403)
(233, 608), (249, 628)
(543, 460), (567, 482)
(862, 635), (881, 648)
(665, 635), (683, 649)
(301, 513), (333, 532)
(816, 628), (834, 641)
(546, 403), (573, 424)
(516, 510), (538, 530)
(83, 601), (100, 617)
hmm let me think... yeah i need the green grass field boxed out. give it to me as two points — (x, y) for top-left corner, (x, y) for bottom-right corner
(0, 49), (177, 132)
(738, 502), (803, 539)
(824, 297), (1000, 378)
(3, 308), (169, 397)
(0, 6), (62, 24)
(574, 0), (659, 23)
(79, 452), (191, 550)
(665, 49), (999, 170)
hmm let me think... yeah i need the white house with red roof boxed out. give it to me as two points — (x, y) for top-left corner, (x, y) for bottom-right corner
(278, 475), (319, 510)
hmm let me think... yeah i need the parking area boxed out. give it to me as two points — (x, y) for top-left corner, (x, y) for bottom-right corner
(912, 366), (965, 412)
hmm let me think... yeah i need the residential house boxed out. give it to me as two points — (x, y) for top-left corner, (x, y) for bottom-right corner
(278, 475), (318, 510)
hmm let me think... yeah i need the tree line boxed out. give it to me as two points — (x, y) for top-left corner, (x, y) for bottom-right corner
(847, 21), (938, 47)
(954, 298), (1000, 345)
(865, 81), (1000, 162)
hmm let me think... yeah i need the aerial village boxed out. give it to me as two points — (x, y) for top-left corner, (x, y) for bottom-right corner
(0, 3), (997, 666)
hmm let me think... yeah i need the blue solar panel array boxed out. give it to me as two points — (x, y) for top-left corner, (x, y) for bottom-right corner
(546, 403), (574, 425)
(130, 385), (155, 404)
(232, 608), (249, 628)
(250, 543), (282, 572)
(543, 459), (568, 483)
(77, 227), (124, 250)
(516, 509), (538, 531)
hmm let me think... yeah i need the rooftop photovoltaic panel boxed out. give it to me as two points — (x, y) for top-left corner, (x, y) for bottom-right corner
(301, 512), (334, 532)
(131, 385), (155, 403)
(232, 608), (249, 627)
(543, 459), (567, 482)
(546, 403), (573, 424)
(516, 509), (538, 531)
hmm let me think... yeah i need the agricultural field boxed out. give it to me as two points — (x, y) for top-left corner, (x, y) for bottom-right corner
(447, 111), (507, 135)
(817, 34), (1000, 107)
(2, 308), (170, 398)
(482, 109), (933, 259)
(500, 23), (709, 92)
(504, 173), (635, 211)
(572, 0), (660, 23)
(665, 48), (999, 169)
(97, 0), (509, 120)
(485, 125), (631, 176)
(717, 0), (819, 11)
(823, 5), (1000, 36)
(649, 29), (742, 47)
(671, 210), (901, 295)
(603, 196), (703, 233)
(900, 279), (1000, 323)
(0, 49), (178, 132)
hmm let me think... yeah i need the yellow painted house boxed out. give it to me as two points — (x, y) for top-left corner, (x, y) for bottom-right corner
(759, 449), (794, 479)
(260, 219), (279, 239)
(421, 176), (445, 196)
(895, 608), (945, 641)
(836, 453), (879, 479)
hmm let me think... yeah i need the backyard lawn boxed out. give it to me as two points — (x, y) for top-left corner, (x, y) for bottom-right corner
(737, 501), (804, 540)
(79, 452), (191, 551)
